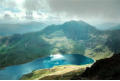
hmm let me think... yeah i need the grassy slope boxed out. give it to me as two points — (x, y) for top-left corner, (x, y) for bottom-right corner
(21, 64), (92, 80)
(0, 34), (52, 68)
(0, 21), (115, 80)
(0, 21), (114, 68)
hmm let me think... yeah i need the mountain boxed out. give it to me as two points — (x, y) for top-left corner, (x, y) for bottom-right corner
(105, 30), (120, 53)
(110, 24), (120, 30)
(94, 23), (118, 30)
(0, 21), (113, 68)
(0, 22), (47, 36)
(71, 53), (120, 80)
(41, 20), (98, 40)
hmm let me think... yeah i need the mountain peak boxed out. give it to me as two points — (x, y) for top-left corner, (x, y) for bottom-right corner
(64, 20), (87, 24)
(63, 20), (94, 27)
(61, 20), (96, 30)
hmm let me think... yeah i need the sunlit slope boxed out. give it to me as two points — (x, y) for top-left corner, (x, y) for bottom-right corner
(21, 65), (91, 80)
(0, 21), (112, 68)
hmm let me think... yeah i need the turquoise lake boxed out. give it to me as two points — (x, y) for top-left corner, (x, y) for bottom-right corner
(0, 54), (94, 80)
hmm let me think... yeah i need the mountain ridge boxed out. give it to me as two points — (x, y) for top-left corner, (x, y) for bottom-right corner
(0, 21), (113, 68)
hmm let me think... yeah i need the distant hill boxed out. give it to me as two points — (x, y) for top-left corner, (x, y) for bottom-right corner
(0, 22), (47, 36)
(110, 24), (120, 30)
(94, 23), (118, 30)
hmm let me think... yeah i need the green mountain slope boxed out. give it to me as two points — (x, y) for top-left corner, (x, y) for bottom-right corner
(105, 30), (120, 53)
(0, 21), (113, 68)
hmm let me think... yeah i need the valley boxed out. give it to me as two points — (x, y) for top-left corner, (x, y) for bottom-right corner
(0, 21), (115, 68)
(0, 0), (120, 80)
(0, 20), (120, 80)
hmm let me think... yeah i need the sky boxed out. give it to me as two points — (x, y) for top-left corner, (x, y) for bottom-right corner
(0, 0), (120, 25)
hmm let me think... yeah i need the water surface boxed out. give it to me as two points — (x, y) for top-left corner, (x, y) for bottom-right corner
(0, 54), (94, 80)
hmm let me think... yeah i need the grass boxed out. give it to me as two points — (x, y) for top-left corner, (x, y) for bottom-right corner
(85, 46), (113, 60)
(21, 64), (92, 80)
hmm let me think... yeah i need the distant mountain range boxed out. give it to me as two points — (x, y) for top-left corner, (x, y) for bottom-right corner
(95, 23), (120, 30)
(0, 22), (47, 36)
(1, 20), (120, 68)
(95, 22), (119, 30)
(110, 24), (120, 30)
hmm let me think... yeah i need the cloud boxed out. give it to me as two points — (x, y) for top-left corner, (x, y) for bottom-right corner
(48, 0), (120, 23)
(0, 0), (50, 23)
(23, 0), (49, 11)
(0, 0), (17, 9)
(0, 0), (120, 24)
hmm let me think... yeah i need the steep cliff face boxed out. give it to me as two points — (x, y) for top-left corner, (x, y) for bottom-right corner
(72, 54), (120, 80)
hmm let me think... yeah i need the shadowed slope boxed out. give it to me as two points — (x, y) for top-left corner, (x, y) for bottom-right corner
(72, 54), (120, 80)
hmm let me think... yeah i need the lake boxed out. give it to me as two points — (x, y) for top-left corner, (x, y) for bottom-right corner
(0, 54), (94, 80)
